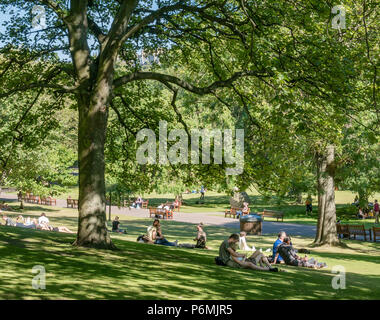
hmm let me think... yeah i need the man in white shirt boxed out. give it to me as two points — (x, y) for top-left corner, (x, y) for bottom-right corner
(38, 213), (49, 225)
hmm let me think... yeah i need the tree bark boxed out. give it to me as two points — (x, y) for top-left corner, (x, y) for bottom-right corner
(72, 90), (115, 249)
(314, 145), (340, 246)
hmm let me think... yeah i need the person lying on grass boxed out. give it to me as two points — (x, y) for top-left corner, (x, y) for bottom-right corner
(37, 221), (74, 234)
(0, 201), (14, 211)
(146, 219), (178, 246)
(273, 237), (327, 269)
(16, 215), (36, 229)
(218, 234), (278, 272)
(112, 216), (127, 234)
(36, 213), (74, 233)
(1, 214), (16, 226)
(2, 213), (74, 233)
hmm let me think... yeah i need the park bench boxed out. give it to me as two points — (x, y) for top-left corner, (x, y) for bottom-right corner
(372, 227), (380, 242)
(149, 207), (173, 219)
(169, 200), (182, 212)
(40, 197), (57, 206)
(347, 224), (372, 241)
(149, 207), (158, 218)
(225, 207), (250, 218)
(260, 209), (284, 222)
(67, 198), (79, 208)
(24, 194), (40, 204)
(142, 200), (149, 209)
(163, 200), (181, 212)
(336, 224), (350, 239)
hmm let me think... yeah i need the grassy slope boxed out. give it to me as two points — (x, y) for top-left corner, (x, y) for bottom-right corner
(0, 204), (379, 300)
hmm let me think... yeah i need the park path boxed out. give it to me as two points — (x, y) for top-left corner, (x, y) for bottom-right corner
(0, 192), (317, 237)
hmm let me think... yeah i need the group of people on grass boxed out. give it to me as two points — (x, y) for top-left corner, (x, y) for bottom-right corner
(1, 212), (74, 233)
(137, 219), (208, 249)
(217, 231), (327, 272)
(133, 216), (326, 272)
(357, 199), (379, 223)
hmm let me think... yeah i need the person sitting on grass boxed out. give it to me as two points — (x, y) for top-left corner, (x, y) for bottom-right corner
(274, 237), (327, 269)
(239, 231), (255, 251)
(176, 223), (209, 249)
(146, 219), (178, 246)
(271, 231), (286, 264)
(218, 234), (278, 272)
(112, 216), (127, 234)
(357, 207), (366, 219)
(194, 223), (209, 249)
(38, 213), (50, 226)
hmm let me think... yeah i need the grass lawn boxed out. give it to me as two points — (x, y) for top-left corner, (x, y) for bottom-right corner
(0, 204), (379, 300)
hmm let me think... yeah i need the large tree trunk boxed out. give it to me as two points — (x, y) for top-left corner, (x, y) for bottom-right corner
(72, 90), (115, 249)
(314, 145), (340, 246)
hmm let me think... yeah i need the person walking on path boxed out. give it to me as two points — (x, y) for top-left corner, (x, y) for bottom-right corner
(374, 200), (379, 224)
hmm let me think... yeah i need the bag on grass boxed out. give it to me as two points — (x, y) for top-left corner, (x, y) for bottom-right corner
(215, 256), (226, 266)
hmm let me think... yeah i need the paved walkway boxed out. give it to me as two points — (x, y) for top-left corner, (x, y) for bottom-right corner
(1, 193), (317, 237)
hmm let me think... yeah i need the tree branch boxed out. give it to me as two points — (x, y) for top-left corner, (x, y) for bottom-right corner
(113, 70), (268, 95)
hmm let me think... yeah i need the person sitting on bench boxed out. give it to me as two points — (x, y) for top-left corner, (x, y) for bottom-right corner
(236, 202), (249, 219)
(218, 234), (278, 272)
(112, 216), (127, 234)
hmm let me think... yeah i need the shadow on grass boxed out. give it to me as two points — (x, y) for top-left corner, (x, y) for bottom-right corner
(0, 225), (379, 300)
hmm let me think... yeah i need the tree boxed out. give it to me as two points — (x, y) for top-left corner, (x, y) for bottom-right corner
(0, 0), (377, 248)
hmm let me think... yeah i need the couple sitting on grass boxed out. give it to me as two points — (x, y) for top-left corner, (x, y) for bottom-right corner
(138, 219), (209, 249)
(1, 212), (74, 234)
(217, 233), (279, 272)
(272, 231), (327, 269)
(217, 231), (327, 272)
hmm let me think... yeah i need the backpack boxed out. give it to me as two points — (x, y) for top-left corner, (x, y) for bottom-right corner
(215, 256), (226, 266)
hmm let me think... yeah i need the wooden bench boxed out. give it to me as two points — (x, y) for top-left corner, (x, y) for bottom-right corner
(373, 227), (380, 242)
(40, 197), (57, 206)
(67, 198), (78, 208)
(347, 224), (372, 241)
(142, 200), (149, 209)
(260, 209), (284, 222)
(163, 209), (174, 219)
(149, 207), (173, 220)
(24, 195), (40, 204)
(149, 208), (158, 218)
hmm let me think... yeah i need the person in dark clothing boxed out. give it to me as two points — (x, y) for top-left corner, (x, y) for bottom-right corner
(112, 216), (127, 234)
(274, 237), (327, 268)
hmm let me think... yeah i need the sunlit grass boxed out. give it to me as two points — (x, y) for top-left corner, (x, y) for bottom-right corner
(0, 204), (379, 300)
